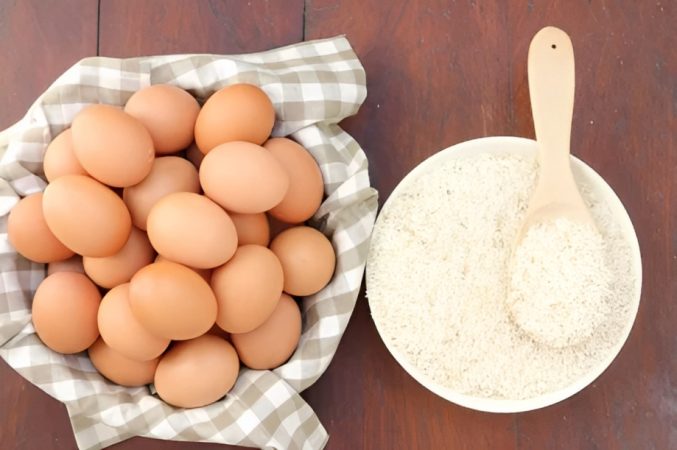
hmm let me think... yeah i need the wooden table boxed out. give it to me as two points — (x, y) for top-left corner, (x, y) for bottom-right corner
(1, 1), (674, 449)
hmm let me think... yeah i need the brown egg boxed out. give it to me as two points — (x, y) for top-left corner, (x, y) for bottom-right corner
(47, 255), (84, 275)
(123, 156), (200, 230)
(32, 272), (101, 354)
(129, 261), (217, 340)
(154, 335), (239, 408)
(229, 212), (270, 246)
(211, 245), (283, 333)
(154, 254), (211, 283)
(185, 142), (204, 169)
(231, 294), (301, 370)
(124, 84), (200, 154)
(270, 226), (336, 296)
(264, 138), (324, 223)
(42, 175), (132, 257)
(71, 104), (154, 187)
(83, 227), (155, 289)
(43, 129), (87, 181)
(147, 192), (237, 269)
(194, 83), (275, 154)
(88, 338), (159, 387)
(98, 284), (169, 361)
(200, 141), (289, 214)
(8, 193), (74, 263)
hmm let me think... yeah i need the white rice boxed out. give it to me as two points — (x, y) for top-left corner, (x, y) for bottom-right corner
(366, 153), (636, 400)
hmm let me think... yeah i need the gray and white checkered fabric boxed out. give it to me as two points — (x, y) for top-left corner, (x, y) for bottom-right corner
(0, 36), (377, 450)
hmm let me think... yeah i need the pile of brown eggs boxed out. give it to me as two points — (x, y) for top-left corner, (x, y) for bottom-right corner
(8, 83), (336, 408)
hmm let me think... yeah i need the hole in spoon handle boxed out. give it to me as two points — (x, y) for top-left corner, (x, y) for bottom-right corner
(528, 26), (575, 159)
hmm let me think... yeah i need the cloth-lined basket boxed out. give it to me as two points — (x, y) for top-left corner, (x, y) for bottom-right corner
(0, 36), (377, 450)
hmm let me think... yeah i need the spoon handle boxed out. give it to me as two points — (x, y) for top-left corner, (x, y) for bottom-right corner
(528, 27), (575, 166)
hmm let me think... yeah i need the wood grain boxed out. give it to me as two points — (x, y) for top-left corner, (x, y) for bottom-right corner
(99, 0), (304, 57)
(0, 0), (98, 129)
(305, 1), (675, 449)
(1, 0), (675, 449)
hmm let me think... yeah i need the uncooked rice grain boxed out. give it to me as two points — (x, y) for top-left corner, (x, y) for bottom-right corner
(367, 153), (636, 400)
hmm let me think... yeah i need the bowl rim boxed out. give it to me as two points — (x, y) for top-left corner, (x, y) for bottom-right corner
(366, 136), (643, 413)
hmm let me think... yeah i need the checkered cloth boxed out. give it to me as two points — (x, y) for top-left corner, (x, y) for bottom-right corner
(0, 37), (377, 450)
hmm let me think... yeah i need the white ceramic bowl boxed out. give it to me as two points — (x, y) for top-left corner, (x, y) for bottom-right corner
(367, 136), (642, 413)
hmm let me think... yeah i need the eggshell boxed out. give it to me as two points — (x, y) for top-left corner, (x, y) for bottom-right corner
(199, 141), (289, 214)
(43, 129), (87, 181)
(47, 255), (84, 275)
(155, 254), (211, 283)
(211, 245), (283, 333)
(71, 104), (154, 187)
(83, 227), (155, 289)
(194, 83), (275, 153)
(185, 142), (204, 169)
(123, 156), (200, 230)
(269, 226), (336, 296)
(8, 193), (74, 263)
(42, 175), (132, 257)
(231, 294), (301, 370)
(98, 284), (169, 361)
(32, 272), (101, 354)
(88, 338), (159, 387)
(124, 84), (200, 154)
(264, 138), (324, 223)
(228, 212), (270, 246)
(129, 261), (217, 340)
(154, 335), (239, 408)
(147, 192), (237, 269)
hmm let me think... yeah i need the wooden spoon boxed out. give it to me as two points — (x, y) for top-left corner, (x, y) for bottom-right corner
(515, 26), (594, 246)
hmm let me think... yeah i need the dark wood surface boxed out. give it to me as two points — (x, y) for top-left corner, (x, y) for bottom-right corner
(1, 1), (674, 449)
